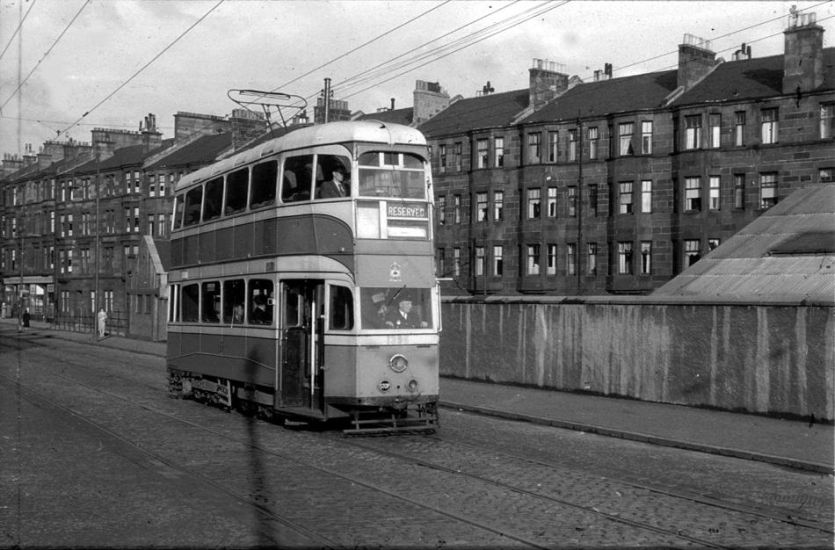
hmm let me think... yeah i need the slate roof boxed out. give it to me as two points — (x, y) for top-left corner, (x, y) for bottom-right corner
(672, 48), (835, 107)
(357, 107), (415, 126)
(145, 132), (232, 170)
(418, 88), (529, 137)
(522, 70), (679, 124)
(654, 184), (835, 304)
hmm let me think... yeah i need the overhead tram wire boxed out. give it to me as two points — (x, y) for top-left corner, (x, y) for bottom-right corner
(292, 0), (562, 108)
(56, 0), (224, 139)
(338, 1), (571, 102)
(324, 0), (526, 99)
(0, 0), (36, 63)
(0, 0), (91, 112)
(265, 0), (452, 98)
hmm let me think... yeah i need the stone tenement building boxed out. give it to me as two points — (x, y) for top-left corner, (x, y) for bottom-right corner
(410, 13), (834, 296)
(1, 9), (833, 337)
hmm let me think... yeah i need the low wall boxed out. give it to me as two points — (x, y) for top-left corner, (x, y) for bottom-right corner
(440, 297), (834, 421)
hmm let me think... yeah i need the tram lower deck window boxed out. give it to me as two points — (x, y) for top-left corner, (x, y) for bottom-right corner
(360, 287), (432, 329)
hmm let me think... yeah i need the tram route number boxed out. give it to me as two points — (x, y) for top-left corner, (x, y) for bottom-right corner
(387, 203), (426, 219)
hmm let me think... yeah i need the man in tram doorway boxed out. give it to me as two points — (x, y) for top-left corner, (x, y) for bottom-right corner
(385, 297), (427, 329)
(97, 307), (107, 338)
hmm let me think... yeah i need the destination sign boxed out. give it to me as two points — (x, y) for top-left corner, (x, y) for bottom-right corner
(387, 202), (427, 219)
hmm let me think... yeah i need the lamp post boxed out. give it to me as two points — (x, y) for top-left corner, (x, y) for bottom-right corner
(93, 147), (101, 340)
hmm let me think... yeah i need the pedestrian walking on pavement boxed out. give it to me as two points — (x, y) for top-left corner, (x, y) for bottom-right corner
(97, 308), (107, 338)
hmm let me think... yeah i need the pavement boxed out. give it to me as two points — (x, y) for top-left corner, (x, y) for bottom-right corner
(5, 318), (833, 475)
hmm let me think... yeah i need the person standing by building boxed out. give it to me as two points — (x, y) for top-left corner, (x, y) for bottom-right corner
(97, 308), (107, 338)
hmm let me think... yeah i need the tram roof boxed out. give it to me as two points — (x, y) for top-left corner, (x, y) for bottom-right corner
(175, 121), (427, 192)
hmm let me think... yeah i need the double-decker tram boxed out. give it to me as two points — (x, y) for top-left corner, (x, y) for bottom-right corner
(166, 121), (440, 433)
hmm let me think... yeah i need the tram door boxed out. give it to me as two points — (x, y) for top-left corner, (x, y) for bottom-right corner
(279, 280), (325, 410)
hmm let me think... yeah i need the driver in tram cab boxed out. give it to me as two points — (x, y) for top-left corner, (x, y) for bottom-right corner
(385, 297), (427, 329)
(317, 166), (350, 198)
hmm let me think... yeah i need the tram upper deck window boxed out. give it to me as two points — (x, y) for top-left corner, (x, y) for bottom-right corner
(360, 287), (432, 330)
(173, 194), (185, 230)
(358, 152), (426, 199)
(250, 160), (278, 209)
(282, 155), (313, 203)
(182, 283), (199, 322)
(203, 177), (223, 222)
(225, 168), (248, 215)
(184, 186), (203, 226)
(315, 155), (351, 199)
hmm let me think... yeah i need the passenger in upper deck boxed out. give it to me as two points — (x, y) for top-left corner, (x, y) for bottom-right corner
(317, 167), (350, 199)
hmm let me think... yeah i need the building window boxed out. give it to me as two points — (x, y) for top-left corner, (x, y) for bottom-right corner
(588, 127), (599, 159)
(476, 192), (488, 222)
(547, 244), (557, 275)
(733, 174), (745, 209)
(568, 129), (577, 161)
(493, 245), (503, 276)
(476, 139), (489, 169)
(453, 195), (461, 224)
(493, 191), (504, 221)
(641, 180), (652, 213)
(761, 108), (778, 144)
(548, 131), (558, 162)
(589, 185), (598, 216)
(494, 137), (504, 167)
(439, 144), (447, 173)
(528, 133), (542, 164)
(567, 186), (577, 217)
(547, 187), (557, 217)
(685, 115), (702, 150)
(454, 142), (462, 171)
(708, 238), (720, 252)
(474, 246), (485, 276)
(641, 121), (652, 155)
(618, 122), (634, 156)
(640, 241), (652, 274)
(734, 111), (746, 146)
(820, 168), (834, 183)
(453, 248), (461, 277)
(617, 242), (633, 275)
(685, 239), (701, 266)
(527, 188), (541, 219)
(821, 104), (835, 139)
(685, 177), (701, 211)
(437, 196), (446, 225)
(618, 182), (633, 214)
(527, 244), (540, 275)
(437, 248), (446, 277)
(566, 243), (576, 276)
(587, 243), (597, 275)
(147, 214), (155, 236)
(760, 173), (778, 209)
(708, 113), (721, 148)
(709, 176), (721, 210)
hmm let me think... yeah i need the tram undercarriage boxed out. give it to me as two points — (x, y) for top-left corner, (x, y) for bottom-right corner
(167, 368), (439, 434)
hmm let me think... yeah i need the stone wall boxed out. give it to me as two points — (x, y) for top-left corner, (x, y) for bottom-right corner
(440, 297), (834, 420)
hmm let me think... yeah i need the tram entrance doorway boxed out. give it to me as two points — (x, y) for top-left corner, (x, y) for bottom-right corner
(279, 280), (325, 411)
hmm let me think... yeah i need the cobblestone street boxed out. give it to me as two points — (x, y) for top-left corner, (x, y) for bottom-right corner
(2, 327), (832, 548)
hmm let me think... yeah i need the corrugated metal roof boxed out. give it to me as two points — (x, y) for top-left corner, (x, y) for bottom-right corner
(655, 184), (835, 304)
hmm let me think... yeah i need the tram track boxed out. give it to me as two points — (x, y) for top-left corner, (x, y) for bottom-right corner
(3, 330), (832, 548)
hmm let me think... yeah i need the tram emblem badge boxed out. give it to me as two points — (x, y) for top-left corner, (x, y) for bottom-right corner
(389, 262), (402, 282)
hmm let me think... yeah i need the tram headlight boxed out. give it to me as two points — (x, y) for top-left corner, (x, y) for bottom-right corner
(388, 353), (408, 373)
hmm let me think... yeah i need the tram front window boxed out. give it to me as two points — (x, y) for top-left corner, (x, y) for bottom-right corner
(360, 287), (432, 330)
(358, 151), (426, 199)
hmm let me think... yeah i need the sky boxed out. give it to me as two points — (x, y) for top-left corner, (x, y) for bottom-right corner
(0, 0), (832, 157)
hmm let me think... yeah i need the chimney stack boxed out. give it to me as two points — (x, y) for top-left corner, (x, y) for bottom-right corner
(677, 34), (717, 91)
(529, 58), (569, 110)
(413, 80), (450, 125)
(783, 9), (824, 94)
